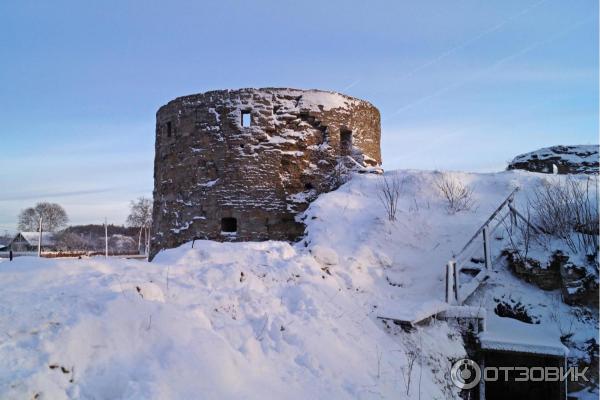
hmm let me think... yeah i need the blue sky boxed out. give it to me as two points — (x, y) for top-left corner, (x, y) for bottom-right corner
(0, 0), (597, 232)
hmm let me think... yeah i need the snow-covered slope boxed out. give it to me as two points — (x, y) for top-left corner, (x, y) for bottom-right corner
(0, 170), (597, 399)
(0, 244), (463, 400)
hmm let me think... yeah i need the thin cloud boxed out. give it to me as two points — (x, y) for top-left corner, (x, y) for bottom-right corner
(342, 79), (361, 91)
(0, 187), (148, 202)
(395, 0), (549, 82)
(386, 16), (594, 120)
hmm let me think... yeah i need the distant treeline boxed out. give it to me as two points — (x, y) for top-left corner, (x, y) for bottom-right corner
(63, 224), (139, 237)
(56, 224), (141, 254)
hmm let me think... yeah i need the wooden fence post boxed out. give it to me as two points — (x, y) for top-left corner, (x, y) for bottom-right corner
(483, 227), (492, 271)
(446, 261), (452, 304)
(38, 217), (43, 257)
(453, 261), (459, 303)
(446, 260), (458, 304)
(508, 197), (517, 228)
(479, 356), (486, 400)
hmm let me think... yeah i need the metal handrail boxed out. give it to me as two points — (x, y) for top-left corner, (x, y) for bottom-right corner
(446, 187), (521, 305)
(453, 187), (519, 259)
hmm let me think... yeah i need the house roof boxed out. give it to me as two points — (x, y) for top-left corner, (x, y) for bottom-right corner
(13, 232), (57, 247)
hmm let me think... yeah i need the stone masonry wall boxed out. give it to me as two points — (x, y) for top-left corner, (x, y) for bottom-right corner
(150, 88), (381, 259)
(507, 145), (599, 175)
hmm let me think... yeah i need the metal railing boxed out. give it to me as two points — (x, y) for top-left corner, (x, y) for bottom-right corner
(445, 187), (526, 305)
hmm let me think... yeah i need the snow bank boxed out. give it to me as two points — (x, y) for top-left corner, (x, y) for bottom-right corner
(1, 169), (596, 399)
(0, 240), (464, 399)
(310, 245), (339, 266)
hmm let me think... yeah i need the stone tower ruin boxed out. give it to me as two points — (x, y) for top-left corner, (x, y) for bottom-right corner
(150, 88), (381, 259)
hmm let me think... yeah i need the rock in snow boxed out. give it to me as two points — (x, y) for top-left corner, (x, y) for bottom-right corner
(310, 245), (339, 266)
(507, 144), (599, 174)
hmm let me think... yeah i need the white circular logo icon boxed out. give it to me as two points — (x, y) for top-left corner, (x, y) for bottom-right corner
(450, 358), (481, 389)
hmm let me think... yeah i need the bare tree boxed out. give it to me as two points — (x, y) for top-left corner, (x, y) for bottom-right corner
(377, 174), (403, 221)
(400, 348), (418, 396)
(17, 202), (69, 232)
(434, 173), (475, 214)
(126, 197), (153, 254)
(529, 176), (598, 254)
(502, 202), (536, 264)
(17, 208), (38, 231)
(549, 294), (576, 342)
(54, 231), (89, 251)
(329, 160), (351, 189)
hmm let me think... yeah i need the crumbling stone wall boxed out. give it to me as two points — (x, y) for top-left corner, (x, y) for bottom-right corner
(150, 88), (381, 259)
(507, 145), (599, 175)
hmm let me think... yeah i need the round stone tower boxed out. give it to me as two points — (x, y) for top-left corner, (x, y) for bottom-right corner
(150, 88), (381, 259)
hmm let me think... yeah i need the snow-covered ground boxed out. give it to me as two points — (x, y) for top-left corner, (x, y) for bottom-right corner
(0, 169), (597, 399)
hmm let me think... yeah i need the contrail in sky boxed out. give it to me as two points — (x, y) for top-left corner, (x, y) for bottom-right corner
(342, 79), (361, 91)
(386, 15), (594, 120)
(340, 1), (548, 94)
(395, 0), (549, 82)
(0, 186), (151, 202)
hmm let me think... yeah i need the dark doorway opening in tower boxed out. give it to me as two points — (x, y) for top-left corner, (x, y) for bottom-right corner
(221, 217), (237, 233)
(241, 111), (251, 127)
(340, 129), (352, 155)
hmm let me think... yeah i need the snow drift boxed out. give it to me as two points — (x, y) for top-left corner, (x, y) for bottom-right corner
(0, 169), (597, 399)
